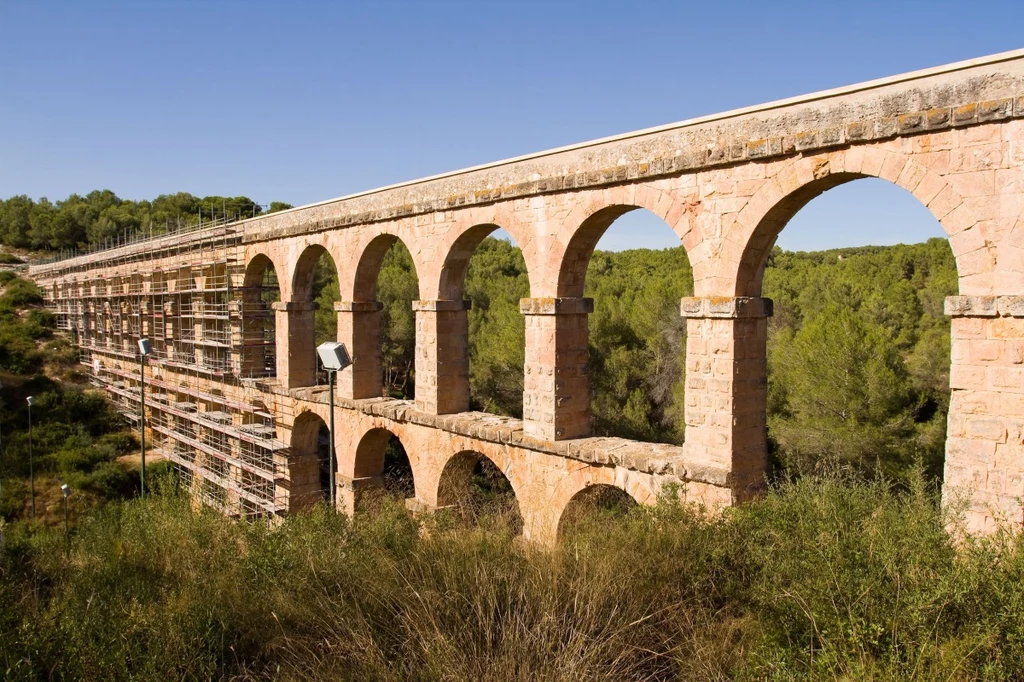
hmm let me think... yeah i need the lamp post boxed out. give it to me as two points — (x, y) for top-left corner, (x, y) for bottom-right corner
(316, 342), (351, 508)
(138, 338), (152, 498)
(60, 483), (71, 539)
(26, 395), (34, 522)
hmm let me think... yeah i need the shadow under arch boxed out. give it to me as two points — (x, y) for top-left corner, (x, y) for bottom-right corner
(353, 427), (415, 502)
(436, 449), (523, 534)
(556, 483), (638, 540)
(289, 410), (332, 510)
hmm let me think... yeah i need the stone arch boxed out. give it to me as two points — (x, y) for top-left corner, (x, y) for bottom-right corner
(536, 469), (655, 543)
(728, 150), (970, 297)
(691, 148), (971, 506)
(353, 426), (416, 499)
(243, 253), (279, 289)
(530, 194), (693, 442)
(289, 410), (332, 510)
(291, 243), (341, 304)
(351, 233), (421, 302)
(436, 213), (534, 301)
(556, 483), (640, 540)
(554, 187), (690, 298)
(435, 449), (524, 533)
(433, 216), (533, 416)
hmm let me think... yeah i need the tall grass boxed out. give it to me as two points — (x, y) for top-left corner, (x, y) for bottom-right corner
(3, 471), (1024, 681)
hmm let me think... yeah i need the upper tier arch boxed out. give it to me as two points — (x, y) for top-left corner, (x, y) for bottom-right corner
(708, 146), (980, 298)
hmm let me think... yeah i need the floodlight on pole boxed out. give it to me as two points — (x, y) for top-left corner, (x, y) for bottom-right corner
(26, 396), (34, 522)
(61, 483), (71, 539)
(316, 342), (351, 509)
(138, 339), (151, 498)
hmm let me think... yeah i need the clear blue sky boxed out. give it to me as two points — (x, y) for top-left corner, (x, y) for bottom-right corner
(1, 1), (1021, 252)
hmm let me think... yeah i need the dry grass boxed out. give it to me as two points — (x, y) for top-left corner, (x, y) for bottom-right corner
(3, 471), (1024, 681)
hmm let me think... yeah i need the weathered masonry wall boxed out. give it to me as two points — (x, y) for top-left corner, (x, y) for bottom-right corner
(32, 49), (1024, 535)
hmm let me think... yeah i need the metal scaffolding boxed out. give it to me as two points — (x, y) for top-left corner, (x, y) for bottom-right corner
(46, 225), (291, 519)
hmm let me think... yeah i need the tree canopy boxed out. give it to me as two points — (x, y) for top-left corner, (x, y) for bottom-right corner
(0, 191), (287, 251)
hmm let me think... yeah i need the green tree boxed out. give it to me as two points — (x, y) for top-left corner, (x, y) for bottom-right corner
(768, 305), (917, 475)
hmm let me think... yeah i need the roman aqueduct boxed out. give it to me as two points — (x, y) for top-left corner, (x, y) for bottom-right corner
(31, 49), (1024, 541)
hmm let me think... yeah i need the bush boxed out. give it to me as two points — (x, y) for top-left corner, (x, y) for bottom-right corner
(3, 472), (1024, 680)
(80, 461), (139, 499)
(0, 276), (43, 307)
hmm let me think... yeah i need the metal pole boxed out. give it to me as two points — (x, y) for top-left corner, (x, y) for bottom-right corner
(329, 370), (336, 508)
(28, 403), (34, 522)
(63, 496), (68, 538)
(140, 353), (146, 498)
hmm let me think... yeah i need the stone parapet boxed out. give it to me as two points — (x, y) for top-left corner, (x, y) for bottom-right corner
(680, 297), (774, 319)
(945, 296), (1024, 318)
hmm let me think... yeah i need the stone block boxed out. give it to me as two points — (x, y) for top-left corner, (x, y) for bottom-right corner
(998, 296), (1024, 317)
(898, 112), (925, 134)
(978, 98), (1014, 122)
(945, 295), (998, 317)
(966, 417), (1008, 443)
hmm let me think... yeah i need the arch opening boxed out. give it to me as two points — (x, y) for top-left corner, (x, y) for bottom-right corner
(289, 411), (333, 510)
(436, 450), (523, 534)
(353, 236), (419, 399)
(747, 176), (956, 482)
(354, 427), (415, 505)
(565, 206), (693, 444)
(292, 244), (341, 349)
(240, 255), (279, 378)
(557, 484), (638, 540)
(293, 244), (343, 386)
(441, 225), (530, 417)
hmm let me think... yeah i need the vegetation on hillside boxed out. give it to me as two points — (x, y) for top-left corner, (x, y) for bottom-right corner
(0, 273), (147, 525)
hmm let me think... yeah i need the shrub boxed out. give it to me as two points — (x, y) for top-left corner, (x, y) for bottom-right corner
(0, 276), (43, 307)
